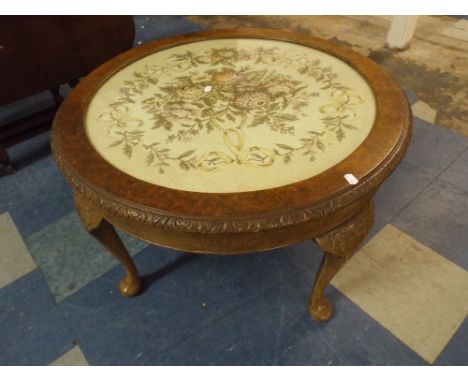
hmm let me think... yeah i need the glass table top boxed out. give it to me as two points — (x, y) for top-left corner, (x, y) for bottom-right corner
(85, 38), (376, 193)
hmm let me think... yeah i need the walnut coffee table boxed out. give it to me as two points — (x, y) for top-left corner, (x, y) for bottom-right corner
(51, 28), (411, 321)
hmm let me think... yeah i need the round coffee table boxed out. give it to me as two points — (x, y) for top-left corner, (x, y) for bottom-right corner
(51, 28), (411, 321)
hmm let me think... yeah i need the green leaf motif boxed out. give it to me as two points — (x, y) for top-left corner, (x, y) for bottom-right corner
(108, 139), (124, 148)
(336, 128), (345, 142)
(177, 149), (196, 159)
(276, 113), (298, 121)
(276, 143), (294, 150)
(249, 116), (267, 127)
(316, 140), (326, 152)
(146, 152), (155, 166)
(179, 161), (190, 171)
(123, 143), (133, 158)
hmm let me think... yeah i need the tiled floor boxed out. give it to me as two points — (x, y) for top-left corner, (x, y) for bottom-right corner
(332, 225), (468, 364)
(0, 212), (36, 289)
(25, 212), (147, 303)
(0, 16), (467, 366)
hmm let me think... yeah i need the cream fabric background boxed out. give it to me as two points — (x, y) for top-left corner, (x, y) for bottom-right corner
(85, 38), (376, 193)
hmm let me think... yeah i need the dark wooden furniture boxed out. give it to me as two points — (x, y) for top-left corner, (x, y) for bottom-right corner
(0, 16), (135, 174)
(51, 28), (411, 321)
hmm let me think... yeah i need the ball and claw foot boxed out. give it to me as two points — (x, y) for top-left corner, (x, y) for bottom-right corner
(118, 275), (141, 297)
(309, 297), (333, 322)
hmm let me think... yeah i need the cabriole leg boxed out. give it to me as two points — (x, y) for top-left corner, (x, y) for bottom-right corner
(309, 201), (374, 321)
(74, 191), (141, 297)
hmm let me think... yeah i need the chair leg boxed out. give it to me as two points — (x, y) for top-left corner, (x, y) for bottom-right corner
(50, 86), (63, 105)
(68, 79), (80, 88)
(0, 143), (14, 175)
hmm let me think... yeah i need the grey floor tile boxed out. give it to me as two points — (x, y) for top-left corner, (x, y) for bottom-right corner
(0, 271), (74, 365)
(403, 118), (468, 176)
(438, 148), (468, 193)
(25, 212), (147, 303)
(393, 179), (468, 270)
(49, 345), (89, 366)
(0, 212), (36, 289)
(332, 224), (468, 364)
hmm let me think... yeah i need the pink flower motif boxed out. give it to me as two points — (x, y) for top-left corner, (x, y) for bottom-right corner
(161, 102), (202, 126)
(265, 84), (292, 96)
(236, 81), (258, 93)
(212, 69), (245, 85)
(177, 86), (205, 101)
(234, 92), (271, 110)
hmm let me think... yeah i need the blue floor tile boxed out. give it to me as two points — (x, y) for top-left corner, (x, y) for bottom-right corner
(7, 130), (53, 173)
(133, 15), (204, 45)
(403, 118), (468, 176)
(435, 318), (468, 365)
(393, 178), (468, 270)
(373, 161), (434, 223)
(1, 132), (74, 237)
(0, 131), (51, 210)
(438, 148), (468, 193)
(58, 241), (323, 365)
(0, 172), (23, 213)
(151, 271), (426, 366)
(404, 89), (417, 105)
(7, 168), (74, 238)
(0, 271), (74, 365)
(5, 161), (74, 237)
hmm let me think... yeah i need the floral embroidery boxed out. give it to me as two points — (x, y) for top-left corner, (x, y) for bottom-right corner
(98, 46), (364, 173)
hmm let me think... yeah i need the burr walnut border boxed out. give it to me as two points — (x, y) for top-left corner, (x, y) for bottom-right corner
(51, 113), (410, 233)
(51, 28), (412, 234)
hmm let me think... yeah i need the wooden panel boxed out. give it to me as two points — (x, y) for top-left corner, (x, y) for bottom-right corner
(0, 16), (135, 105)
